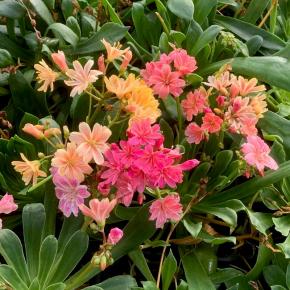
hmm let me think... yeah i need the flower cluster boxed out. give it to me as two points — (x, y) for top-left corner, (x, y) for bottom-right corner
(141, 48), (197, 99)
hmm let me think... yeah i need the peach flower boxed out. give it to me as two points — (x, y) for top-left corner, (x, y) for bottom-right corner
(22, 123), (45, 139)
(69, 122), (111, 164)
(101, 39), (129, 62)
(51, 50), (68, 71)
(34, 60), (58, 92)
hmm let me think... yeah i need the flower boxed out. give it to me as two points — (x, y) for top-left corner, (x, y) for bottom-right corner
(125, 84), (161, 125)
(145, 64), (185, 98)
(168, 48), (197, 75)
(107, 227), (123, 244)
(204, 71), (232, 95)
(127, 119), (164, 147)
(230, 76), (265, 98)
(250, 94), (267, 118)
(185, 123), (205, 144)
(101, 39), (129, 62)
(202, 112), (223, 134)
(22, 123), (45, 139)
(181, 88), (208, 121)
(69, 122), (111, 164)
(0, 194), (18, 214)
(97, 54), (106, 73)
(51, 142), (93, 182)
(34, 60), (58, 92)
(64, 60), (102, 97)
(0, 194), (18, 229)
(149, 194), (183, 228)
(51, 50), (68, 71)
(104, 74), (139, 99)
(120, 50), (133, 71)
(79, 198), (117, 227)
(241, 136), (278, 175)
(53, 174), (90, 217)
(12, 153), (47, 185)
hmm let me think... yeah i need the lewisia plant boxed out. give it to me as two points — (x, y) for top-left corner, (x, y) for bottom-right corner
(7, 39), (279, 287)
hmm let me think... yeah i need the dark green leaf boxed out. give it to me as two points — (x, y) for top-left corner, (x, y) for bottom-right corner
(0, 0), (25, 19)
(47, 23), (79, 46)
(162, 250), (177, 290)
(0, 265), (28, 290)
(96, 275), (137, 290)
(167, 0), (194, 21)
(30, 0), (54, 25)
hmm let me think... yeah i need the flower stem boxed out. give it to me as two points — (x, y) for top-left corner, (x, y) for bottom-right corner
(175, 96), (183, 143)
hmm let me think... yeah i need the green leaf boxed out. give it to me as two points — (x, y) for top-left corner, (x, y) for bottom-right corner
(61, 0), (74, 19)
(30, 0), (54, 25)
(0, 229), (30, 285)
(179, 247), (215, 290)
(167, 0), (194, 21)
(0, 265), (28, 290)
(48, 231), (88, 284)
(273, 216), (290, 236)
(65, 204), (155, 288)
(183, 218), (202, 238)
(278, 235), (290, 258)
(0, 49), (13, 68)
(28, 278), (40, 290)
(23, 204), (46, 280)
(194, 0), (217, 25)
(215, 15), (285, 51)
(160, 119), (174, 147)
(66, 16), (81, 38)
(191, 25), (222, 56)
(96, 276), (137, 290)
(9, 71), (48, 116)
(45, 283), (66, 290)
(241, 0), (270, 24)
(142, 281), (159, 290)
(246, 211), (273, 235)
(162, 250), (177, 290)
(246, 35), (263, 56)
(47, 23), (79, 46)
(263, 265), (286, 287)
(38, 236), (58, 287)
(0, 0), (26, 19)
(66, 23), (128, 55)
(129, 249), (155, 282)
(210, 150), (233, 177)
(286, 264), (290, 289)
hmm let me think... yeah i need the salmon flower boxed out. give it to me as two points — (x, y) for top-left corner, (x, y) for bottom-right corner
(241, 136), (278, 175)
(51, 142), (93, 182)
(149, 194), (183, 228)
(0, 194), (18, 229)
(22, 123), (45, 139)
(12, 153), (47, 185)
(185, 123), (205, 144)
(120, 50), (133, 71)
(79, 198), (117, 228)
(101, 39), (129, 62)
(64, 60), (102, 97)
(250, 94), (267, 118)
(34, 60), (58, 92)
(69, 122), (111, 164)
(51, 50), (68, 71)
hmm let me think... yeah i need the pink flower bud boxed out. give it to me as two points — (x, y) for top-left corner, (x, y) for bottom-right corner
(44, 128), (61, 138)
(22, 123), (44, 139)
(120, 50), (132, 71)
(51, 51), (68, 71)
(0, 194), (18, 214)
(107, 227), (123, 245)
(216, 95), (225, 107)
(97, 54), (106, 74)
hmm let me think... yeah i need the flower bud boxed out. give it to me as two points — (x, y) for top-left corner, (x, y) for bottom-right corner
(44, 128), (61, 138)
(91, 255), (100, 266)
(97, 54), (106, 74)
(63, 125), (70, 139)
(51, 51), (68, 71)
(107, 227), (123, 245)
(99, 254), (107, 271)
(22, 123), (44, 139)
(120, 50), (132, 71)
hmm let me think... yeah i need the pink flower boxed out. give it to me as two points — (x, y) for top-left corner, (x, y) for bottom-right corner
(69, 122), (111, 164)
(169, 48), (197, 76)
(185, 123), (204, 144)
(120, 50), (132, 71)
(22, 123), (45, 139)
(51, 142), (93, 182)
(0, 194), (18, 229)
(181, 88), (208, 121)
(230, 76), (265, 98)
(149, 194), (183, 228)
(51, 50), (68, 71)
(202, 112), (223, 133)
(79, 198), (117, 227)
(142, 64), (185, 99)
(108, 227), (123, 244)
(127, 119), (164, 147)
(97, 54), (106, 73)
(204, 71), (232, 95)
(241, 136), (278, 175)
(115, 173), (136, 206)
(0, 194), (17, 214)
(64, 60), (102, 97)
(53, 174), (90, 217)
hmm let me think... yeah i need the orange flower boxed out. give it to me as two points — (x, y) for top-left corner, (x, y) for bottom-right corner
(12, 153), (47, 185)
(51, 142), (93, 182)
(104, 74), (140, 99)
(250, 94), (267, 118)
(125, 83), (161, 125)
(34, 60), (58, 92)
(101, 39), (129, 62)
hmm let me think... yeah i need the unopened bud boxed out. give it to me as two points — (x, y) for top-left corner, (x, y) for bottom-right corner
(91, 255), (100, 266)
(108, 257), (114, 265)
(63, 125), (70, 139)
(99, 255), (107, 271)
(38, 152), (45, 159)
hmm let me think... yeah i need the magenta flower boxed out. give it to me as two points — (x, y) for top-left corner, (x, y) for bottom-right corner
(149, 194), (183, 228)
(108, 227), (123, 244)
(53, 174), (90, 217)
(241, 136), (278, 175)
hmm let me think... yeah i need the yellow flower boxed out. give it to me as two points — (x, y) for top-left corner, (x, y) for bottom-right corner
(125, 83), (161, 125)
(104, 74), (140, 99)
(11, 153), (47, 185)
(34, 60), (58, 92)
